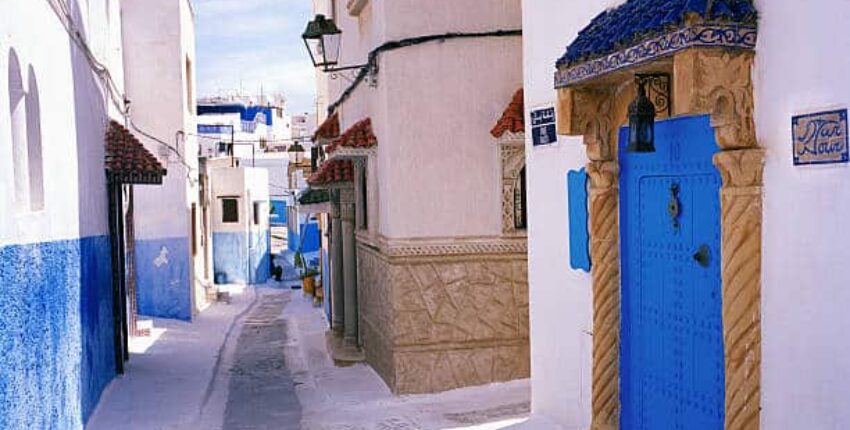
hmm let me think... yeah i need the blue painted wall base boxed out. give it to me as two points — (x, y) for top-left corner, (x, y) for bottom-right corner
(135, 237), (192, 321)
(213, 230), (271, 285)
(0, 236), (116, 429)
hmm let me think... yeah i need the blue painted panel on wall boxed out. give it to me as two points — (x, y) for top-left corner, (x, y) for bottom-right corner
(248, 230), (271, 284)
(136, 237), (192, 321)
(214, 232), (248, 285)
(567, 168), (591, 272)
(619, 115), (724, 429)
(288, 221), (320, 254)
(299, 222), (320, 253)
(0, 236), (116, 430)
(78, 236), (118, 422)
(270, 200), (287, 226)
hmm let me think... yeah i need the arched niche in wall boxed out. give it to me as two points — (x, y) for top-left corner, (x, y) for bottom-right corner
(7, 49), (29, 211)
(25, 65), (44, 211)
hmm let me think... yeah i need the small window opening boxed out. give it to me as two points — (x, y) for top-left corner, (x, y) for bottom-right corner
(359, 165), (368, 230)
(222, 198), (239, 223)
(514, 166), (527, 230)
(253, 201), (264, 225)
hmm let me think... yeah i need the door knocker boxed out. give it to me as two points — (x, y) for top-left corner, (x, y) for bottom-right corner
(667, 183), (681, 229)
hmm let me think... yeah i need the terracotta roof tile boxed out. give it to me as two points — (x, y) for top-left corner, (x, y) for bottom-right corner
(491, 89), (525, 138)
(326, 118), (377, 154)
(105, 120), (166, 184)
(313, 113), (340, 141)
(307, 159), (354, 186)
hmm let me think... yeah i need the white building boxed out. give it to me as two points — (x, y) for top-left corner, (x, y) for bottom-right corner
(521, 1), (850, 429)
(121, 0), (206, 321)
(0, 0), (191, 427)
(197, 95), (295, 160)
(209, 166), (271, 285)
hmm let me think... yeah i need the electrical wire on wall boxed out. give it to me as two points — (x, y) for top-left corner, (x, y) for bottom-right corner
(327, 29), (523, 114)
(45, 0), (196, 178)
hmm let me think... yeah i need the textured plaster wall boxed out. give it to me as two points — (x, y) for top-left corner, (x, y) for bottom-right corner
(358, 244), (529, 394)
(136, 237), (192, 321)
(520, 0), (611, 428)
(0, 237), (115, 429)
(755, 1), (850, 428)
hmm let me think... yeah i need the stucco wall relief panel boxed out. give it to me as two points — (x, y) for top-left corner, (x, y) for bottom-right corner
(356, 236), (529, 394)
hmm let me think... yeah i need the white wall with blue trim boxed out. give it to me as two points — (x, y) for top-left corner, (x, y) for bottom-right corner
(0, 0), (123, 427)
(211, 166), (271, 285)
(122, 0), (202, 321)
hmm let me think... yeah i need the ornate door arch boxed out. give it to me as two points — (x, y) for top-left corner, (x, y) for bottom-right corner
(554, 6), (764, 427)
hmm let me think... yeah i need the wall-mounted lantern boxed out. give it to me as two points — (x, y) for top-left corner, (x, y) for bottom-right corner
(627, 75), (657, 153)
(302, 14), (342, 70)
(302, 14), (368, 77)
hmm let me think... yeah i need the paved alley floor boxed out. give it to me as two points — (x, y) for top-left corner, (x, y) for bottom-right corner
(223, 292), (300, 429)
(87, 283), (534, 430)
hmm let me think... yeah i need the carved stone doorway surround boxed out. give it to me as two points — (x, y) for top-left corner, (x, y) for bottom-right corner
(556, 48), (764, 430)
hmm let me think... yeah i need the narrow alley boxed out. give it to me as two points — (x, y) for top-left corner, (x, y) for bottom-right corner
(7, 1), (850, 429)
(86, 277), (531, 430)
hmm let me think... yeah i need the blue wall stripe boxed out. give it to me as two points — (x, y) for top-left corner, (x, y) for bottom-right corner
(213, 230), (271, 285)
(135, 237), (192, 321)
(0, 236), (116, 429)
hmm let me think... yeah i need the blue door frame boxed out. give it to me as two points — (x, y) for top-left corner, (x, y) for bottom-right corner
(619, 115), (724, 429)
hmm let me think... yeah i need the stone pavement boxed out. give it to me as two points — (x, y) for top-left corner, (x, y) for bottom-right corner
(223, 292), (301, 429)
(87, 281), (539, 430)
(280, 289), (534, 430)
(87, 285), (258, 430)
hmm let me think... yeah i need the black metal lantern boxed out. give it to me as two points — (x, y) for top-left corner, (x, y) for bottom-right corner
(627, 76), (657, 153)
(288, 141), (306, 164)
(302, 14), (342, 70)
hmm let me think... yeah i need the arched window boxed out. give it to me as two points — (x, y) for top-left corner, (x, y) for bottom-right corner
(8, 50), (28, 210)
(513, 166), (527, 230)
(25, 66), (44, 211)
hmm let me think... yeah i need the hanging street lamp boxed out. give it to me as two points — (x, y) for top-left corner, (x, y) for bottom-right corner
(302, 14), (342, 70)
(302, 14), (368, 75)
(627, 75), (657, 153)
(288, 141), (306, 164)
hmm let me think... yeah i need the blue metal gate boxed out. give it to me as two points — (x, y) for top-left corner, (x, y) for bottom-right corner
(619, 115), (724, 429)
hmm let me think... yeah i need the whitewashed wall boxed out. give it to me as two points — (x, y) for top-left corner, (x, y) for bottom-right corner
(755, 1), (850, 428)
(121, 0), (197, 241)
(0, 0), (123, 247)
(321, 0), (523, 240)
(520, 1), (616, 428)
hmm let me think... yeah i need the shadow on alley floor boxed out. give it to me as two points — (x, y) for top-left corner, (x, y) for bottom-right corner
(87, 281), (534, 430)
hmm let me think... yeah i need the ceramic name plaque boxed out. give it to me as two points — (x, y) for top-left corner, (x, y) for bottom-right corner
(792, 109), (849, 165)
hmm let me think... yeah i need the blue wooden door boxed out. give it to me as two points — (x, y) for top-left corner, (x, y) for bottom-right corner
(619, 115), (724, 429)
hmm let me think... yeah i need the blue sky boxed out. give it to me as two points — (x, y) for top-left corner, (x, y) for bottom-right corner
(194, 0), (316, 115)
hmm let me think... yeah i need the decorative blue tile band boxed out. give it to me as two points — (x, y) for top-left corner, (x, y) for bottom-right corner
(554, 25), (757, 88)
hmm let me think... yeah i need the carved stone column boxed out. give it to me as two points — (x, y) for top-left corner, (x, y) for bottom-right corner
(339, 187), (359, 345)
(587, 160), (621, 430)
(330, 190), (345, 336)
(713, 148), (764, 430)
